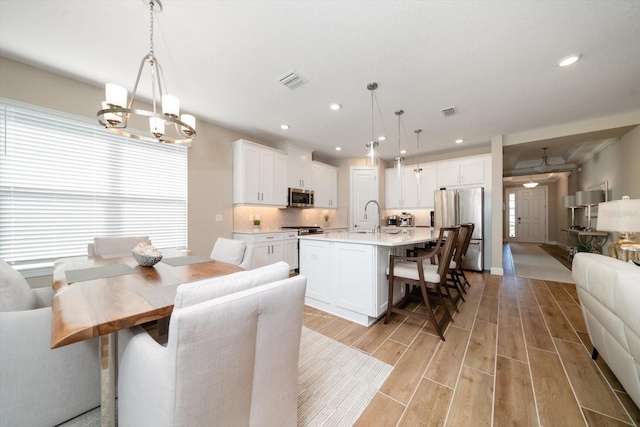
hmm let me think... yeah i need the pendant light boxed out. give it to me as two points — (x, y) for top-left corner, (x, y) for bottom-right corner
(414, 129), (423, 183)
(365, 82), (379, 166)
(394, 110), (405, 176)
(523, 177), (539, 188)
(97, 0), (196, 144)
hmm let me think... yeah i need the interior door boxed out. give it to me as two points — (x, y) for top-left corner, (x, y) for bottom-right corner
(516, 187), (547, 243)
(350, 166), (378, 231)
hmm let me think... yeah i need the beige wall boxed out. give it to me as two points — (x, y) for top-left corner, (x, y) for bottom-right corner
(0, 56), (268, 261)
(620, 124), (640, 199)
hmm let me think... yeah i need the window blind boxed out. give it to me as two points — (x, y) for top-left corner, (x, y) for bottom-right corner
(0, 98), (187, 272)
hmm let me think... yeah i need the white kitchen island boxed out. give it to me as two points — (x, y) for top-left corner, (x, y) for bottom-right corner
(298, 228), (439, 326)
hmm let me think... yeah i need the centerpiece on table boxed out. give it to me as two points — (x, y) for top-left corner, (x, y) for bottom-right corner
(131, 242), (163, 267)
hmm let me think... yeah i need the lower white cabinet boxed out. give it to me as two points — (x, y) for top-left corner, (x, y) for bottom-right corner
(299, 239), (330, 303)
(233, 232), (298, 271)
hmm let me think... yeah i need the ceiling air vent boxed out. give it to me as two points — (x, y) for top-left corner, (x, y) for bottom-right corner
(441, 106), (457, 117)
(278, 71), (307, 90)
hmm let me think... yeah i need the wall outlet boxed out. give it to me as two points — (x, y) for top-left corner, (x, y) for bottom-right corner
(305, 215), (309, 221)
(215, 214), (223, 222)
(249, 214), (254, 221)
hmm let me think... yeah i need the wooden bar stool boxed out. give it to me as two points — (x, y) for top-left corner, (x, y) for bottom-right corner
(385, 226), (459, 341)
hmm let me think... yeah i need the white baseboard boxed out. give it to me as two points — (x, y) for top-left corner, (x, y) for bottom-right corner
(490, 267), (504, 276)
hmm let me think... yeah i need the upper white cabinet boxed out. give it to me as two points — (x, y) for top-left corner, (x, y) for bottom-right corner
(277, 142), (313, 189)
(417, 164), (437, 208)
(436, 157), (484, 188)
(384, 167), (420, 209)
(312, 161), (338, 209)
(233, 139), (288, 206)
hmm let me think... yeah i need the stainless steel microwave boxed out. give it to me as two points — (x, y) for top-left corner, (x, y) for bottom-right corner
(288, 188), (314, 208)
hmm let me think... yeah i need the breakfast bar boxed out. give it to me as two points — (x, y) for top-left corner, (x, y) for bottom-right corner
(298, 228), (438, 326)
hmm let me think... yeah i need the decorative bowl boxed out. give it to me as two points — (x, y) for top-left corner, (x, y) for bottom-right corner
(132, 251), (163, 267)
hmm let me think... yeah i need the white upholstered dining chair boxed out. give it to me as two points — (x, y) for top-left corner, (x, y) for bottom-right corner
(210, 237), (254, 269)
(87, 235), (151, 257)
(0, 260), (100, 427)
(117, 262), (306, 427)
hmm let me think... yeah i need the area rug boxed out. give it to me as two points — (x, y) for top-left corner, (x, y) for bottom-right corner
(58, 327), (392, 427)
(509, 242), (574, 283)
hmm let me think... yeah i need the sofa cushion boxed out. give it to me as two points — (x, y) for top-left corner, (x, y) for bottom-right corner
(0, 259), (36, 312)
(174, 261), (290, 309)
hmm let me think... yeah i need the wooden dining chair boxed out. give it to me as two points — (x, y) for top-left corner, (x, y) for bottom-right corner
(385, 226), (459, 341)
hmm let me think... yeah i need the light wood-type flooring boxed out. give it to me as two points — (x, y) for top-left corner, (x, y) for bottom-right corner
(302, 244), (640, 427)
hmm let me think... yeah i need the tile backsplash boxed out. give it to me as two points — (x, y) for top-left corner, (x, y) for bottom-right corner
(233, 206), (348, 231)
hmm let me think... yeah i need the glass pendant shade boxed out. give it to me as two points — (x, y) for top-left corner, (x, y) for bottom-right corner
(366, 141), (379, 166)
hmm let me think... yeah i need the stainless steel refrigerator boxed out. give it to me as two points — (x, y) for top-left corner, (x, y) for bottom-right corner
(434, 187), (484, 271)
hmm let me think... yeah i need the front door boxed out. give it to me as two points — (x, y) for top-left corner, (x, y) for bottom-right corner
(516, 187), (547, 243)
(350, 166), (379, 231)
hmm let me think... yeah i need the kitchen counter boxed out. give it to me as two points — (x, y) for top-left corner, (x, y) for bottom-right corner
(299, 228), (439, 326)
(298, 228), (437, 246)
(233, 229), (293, 235)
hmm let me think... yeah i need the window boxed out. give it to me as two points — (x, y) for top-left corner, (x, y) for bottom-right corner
(508, 192), (516, 238)
(0, 99), (187, 274)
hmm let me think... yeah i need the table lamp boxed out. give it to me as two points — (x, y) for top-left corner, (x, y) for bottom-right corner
(596, 196), (640, 243)
(576, 190), (605, 230)
(563, 195), (578, 228)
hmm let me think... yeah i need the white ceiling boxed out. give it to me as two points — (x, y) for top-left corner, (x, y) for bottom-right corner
(1, 1), (639, 173)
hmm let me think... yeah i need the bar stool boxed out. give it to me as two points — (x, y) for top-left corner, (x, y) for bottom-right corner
(385, 226), (459, 341)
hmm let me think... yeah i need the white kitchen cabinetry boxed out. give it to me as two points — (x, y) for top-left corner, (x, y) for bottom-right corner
(436, 157), (484, 188)
(283, 231), (299, 270)
(417, 164), (437, 208)
(299, 239), (330, 303)
(384, 167), (418, 208)
(233, 232), (290, 270)
(233, 139), (288, 206)
(312, 161), (338, 209)
(278, 142), (313, 189)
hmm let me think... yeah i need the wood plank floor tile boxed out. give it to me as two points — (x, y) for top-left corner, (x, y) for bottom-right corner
(498, 314), (527, 362)
(332, 322), (371, 347)
(499, 292), (520, 318)
(476, 295), (498, 324)
(494, 356), (538, 427)
(398, 379), (453, 427)
(353, 392), (406, 427)
(556, 298), (588, 333)
(380, 332), (441, 404)
(354, 314), (405, 354)
(444, 366), (493, 427)
(450, 296), (481, 330)
(554, 339), (631, 423)
(540, 305), (581, 343)
(529, 279), (560, 308)
(389, 315), (426, 345)
(616, 391), (640, 426)
(546, 281), (579, 305)
(316, 318), (352, 338)
(372, 339), (408, 366)
(413, 305), (450, 337)
(528, 346), (586, 427)
(521, 310), (555, 351)
(303, 309), (338, 330)
(518, 294), (542, 314)
(483, 278), (501, 298)
(464, 320), (497, 375)
(424, 326), (471, 389)
(561, 282), (581, 304)
(582, 408), (634, 427)
(576, 331), (626, 392)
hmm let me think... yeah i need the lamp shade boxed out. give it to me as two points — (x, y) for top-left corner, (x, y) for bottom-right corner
(562, 195), (576, 208)
(575, 190), (604, 206)
(596, 197), (640, 233)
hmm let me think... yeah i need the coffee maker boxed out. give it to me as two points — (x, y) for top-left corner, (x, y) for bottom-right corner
(387, 215), (398, 226)
(399, 212), (414, 227)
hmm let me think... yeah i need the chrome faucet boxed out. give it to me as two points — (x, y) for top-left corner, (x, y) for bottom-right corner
(364, 200), (381, 233)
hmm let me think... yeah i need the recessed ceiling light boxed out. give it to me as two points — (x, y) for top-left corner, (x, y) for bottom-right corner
(330, 103), (341, 111)
(280, 124), (290, 130)
(400, 149), (407, 154)
(335, 146), (342, 151)
(455, 139), (463, 144)
(558, 54), (582, 67)
(378, 136), (386, 141)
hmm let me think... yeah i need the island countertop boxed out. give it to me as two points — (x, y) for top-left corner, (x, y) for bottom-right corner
(297, 228), (438, 247)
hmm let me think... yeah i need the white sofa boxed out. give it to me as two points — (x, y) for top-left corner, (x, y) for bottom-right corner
(572, 253), (640, 407)
(0, 260), (100, 427)
(117, 262), (306, 427)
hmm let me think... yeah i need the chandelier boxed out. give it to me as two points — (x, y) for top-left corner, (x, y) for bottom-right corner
(365, 82), (380, 166)
(97, 0), (196, 144)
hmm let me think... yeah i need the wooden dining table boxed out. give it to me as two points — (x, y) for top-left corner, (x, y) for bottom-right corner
(51, 251), (243, 427)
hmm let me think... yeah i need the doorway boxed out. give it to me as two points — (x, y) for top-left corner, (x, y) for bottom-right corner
(505, 186), (548, 243)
